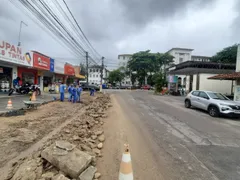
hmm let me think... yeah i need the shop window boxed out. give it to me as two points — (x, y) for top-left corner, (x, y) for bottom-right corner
(22, 72), (35, 85)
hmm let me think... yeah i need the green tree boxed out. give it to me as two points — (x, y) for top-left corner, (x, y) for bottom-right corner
(108, 69), (125, 85)
(152, 72), (164, 93)
(127, 50), (174, 86)
(211, 44), (238, 63)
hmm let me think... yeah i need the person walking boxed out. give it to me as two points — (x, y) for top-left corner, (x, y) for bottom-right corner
(59, 82), (65, 102)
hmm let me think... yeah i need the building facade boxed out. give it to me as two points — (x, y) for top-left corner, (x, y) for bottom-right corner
(118, 54), (132, 86)
(88, 65), (108, 85)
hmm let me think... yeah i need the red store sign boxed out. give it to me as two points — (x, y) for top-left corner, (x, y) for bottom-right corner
(64, 64), (75, 76)
(33, 52), (50, 70)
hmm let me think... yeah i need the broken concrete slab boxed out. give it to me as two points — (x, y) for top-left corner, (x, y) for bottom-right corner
(55, 141), (75, 151)
(12, 158), (42, 180)
(79, 166), (97, 180)
(41, 142), (93, 178)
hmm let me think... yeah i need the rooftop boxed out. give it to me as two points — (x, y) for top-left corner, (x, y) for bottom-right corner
(208, 72), (240, 80)
(168, 61), (235, 75)
(192, 55), (211, 59)
(167, 48), (194, 53)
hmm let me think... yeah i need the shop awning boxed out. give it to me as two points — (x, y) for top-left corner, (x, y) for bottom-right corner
(75, 74), (85, 79)
(208, 72), (240, 80)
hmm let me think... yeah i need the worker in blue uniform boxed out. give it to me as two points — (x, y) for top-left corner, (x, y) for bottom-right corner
(59, 82), (66, 101)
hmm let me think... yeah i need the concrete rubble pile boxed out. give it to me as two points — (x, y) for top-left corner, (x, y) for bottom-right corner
(6, 93), (111, 180)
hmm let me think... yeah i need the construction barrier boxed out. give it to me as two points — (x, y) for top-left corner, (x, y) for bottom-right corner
(119, 144), (133, 180)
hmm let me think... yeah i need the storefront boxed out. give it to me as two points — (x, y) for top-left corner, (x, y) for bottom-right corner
(64, 63), (75, 85)
(54, 60), (66, 83)
(18, 67), (38, 85)
(0, 40), (33, 92)
(32, 51), (51, 91)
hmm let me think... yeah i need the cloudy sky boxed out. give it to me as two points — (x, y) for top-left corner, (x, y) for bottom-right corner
(0, 0), (239, 68)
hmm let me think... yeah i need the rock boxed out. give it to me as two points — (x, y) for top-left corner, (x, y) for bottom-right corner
(64, 129), (70, 134)
(97, 143), (103, 149)
(73, 135), (81, 141)
(95, 131), (103, 136)
(95, 121), (99, 124)
(100, 122), (104, 125)
(95, 172), (101, 179)
(98, 135), (105, 142)
(41, 142), (93, 178)
(12, 159), (41, 180)
(81, 144), (92, 152)
(93, 148), (101, 155)
(91, 135), (97, 140)
(79, 166), (97, 180)
(108, 104), (113, 107)
(52, 174), (70, 180)
(56, 141), (75, 151)
(89, 114), (100, 118)
(42, 171), (55, 180)
(79, 129), (87, 137)
(101, 114), (107, 118)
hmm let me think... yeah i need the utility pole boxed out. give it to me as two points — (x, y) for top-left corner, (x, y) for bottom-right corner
(100, 56), (104, 85)
(86, 51), (89, 86)
(18, 21), (28, 46)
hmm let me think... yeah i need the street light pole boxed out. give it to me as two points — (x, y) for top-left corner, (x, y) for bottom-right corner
(18, 21), (28, 46)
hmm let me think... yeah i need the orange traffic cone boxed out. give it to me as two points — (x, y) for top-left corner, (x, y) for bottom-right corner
(31, 92), (36, 101)
(119, 144), (133, 180)
(6, 99), (13, 109)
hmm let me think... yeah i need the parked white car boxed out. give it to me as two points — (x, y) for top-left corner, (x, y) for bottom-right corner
(185, 90), (240, 117)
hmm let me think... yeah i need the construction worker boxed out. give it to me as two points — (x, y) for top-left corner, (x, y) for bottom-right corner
(77, 85), (83, 102)
(72, 85), (77, 103)
(90, 87), (95, 96)
(59, 82), (65, 102)
(68, 84), (73, 102)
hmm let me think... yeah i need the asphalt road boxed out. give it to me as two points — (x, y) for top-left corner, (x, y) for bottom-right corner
(106, 90), (240, 180)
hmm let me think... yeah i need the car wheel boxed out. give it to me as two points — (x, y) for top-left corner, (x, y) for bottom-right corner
(185, 99), (191, 108)
(208, 106), (219, 117)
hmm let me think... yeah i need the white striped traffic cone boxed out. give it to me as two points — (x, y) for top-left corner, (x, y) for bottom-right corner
(119, 144), (133, 180)
(6, 99), (13, 109)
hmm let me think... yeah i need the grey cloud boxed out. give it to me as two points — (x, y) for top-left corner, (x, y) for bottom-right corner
(232, 0), (240, 40)
(117, 0), (216, 26)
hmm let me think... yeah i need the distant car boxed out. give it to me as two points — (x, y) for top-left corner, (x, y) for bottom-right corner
(82, 84), (100, 91)
(141, 85), (151, 90)
(185, 90), (240, 117)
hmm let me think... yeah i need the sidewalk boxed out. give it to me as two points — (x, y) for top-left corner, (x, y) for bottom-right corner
(0, 94), (54, 114)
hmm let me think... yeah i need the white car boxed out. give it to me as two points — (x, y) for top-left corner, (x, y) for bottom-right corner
(185, 90), (240, 117)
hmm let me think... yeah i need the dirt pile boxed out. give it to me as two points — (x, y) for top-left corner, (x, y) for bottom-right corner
(5, 93), (111, 180)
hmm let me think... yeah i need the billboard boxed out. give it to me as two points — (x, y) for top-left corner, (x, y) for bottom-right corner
(33, 52), (50, 70)
(0, 40), (33, 67)
(168, 75), (178, 83)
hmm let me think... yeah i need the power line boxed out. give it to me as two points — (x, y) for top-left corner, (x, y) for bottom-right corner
(11, 0), (102, 65)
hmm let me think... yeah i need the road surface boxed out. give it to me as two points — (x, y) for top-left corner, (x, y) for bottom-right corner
(99, 90), (240, 180)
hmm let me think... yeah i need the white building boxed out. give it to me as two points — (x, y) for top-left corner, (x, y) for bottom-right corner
(167, 48), (194, 64)
(118, 54), (132, 86)
(191, 55), (211, 62)
(88, 65), (109, 85)
(168, 61), (235, 95)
